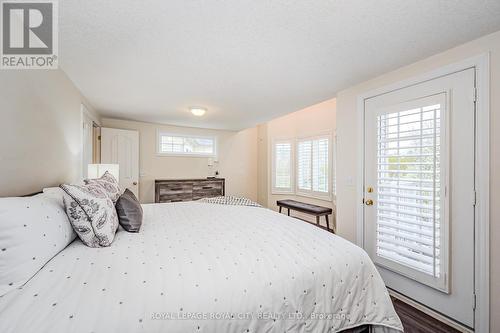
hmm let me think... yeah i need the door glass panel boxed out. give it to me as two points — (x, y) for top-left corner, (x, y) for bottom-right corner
(376, 99), (443, 279)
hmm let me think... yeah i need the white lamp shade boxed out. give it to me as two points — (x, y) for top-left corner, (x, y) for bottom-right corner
(87, 164), (120, 180)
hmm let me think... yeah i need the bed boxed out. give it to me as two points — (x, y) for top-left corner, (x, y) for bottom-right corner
(0, 200), (403, 333)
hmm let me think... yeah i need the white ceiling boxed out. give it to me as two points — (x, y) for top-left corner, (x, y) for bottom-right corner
(59, 1), (500, 130)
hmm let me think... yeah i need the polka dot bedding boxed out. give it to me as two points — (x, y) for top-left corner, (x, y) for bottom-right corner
(197, 196), (262, 207)
(0, 192), (76, 296)
(0, 201), (403, 333)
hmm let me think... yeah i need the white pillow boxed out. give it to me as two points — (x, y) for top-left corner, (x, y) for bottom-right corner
(42, 187), (65, 202)
(0, 193), (76, 296)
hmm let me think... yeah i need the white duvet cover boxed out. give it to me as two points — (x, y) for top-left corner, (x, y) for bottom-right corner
(0, 202), (403, 333)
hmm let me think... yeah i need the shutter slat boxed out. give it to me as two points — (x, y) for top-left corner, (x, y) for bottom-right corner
(377, 219), (434, 237)
(378, 249), (434, 274)
(378, 206), (435, 219)
(379, 192), (434, 201)
(378, 169), (436, 175)
(379, 214), (434, 230)
(377, 242), (434, 265)
(378, 199), (435, 211)
(378, 184), (435, 192)
(377, 227), (434, 246)
(377, 234), (434, 256)
(378, 133), (437, 143)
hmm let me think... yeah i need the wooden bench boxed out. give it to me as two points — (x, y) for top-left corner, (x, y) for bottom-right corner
(277, 199), (334, 233)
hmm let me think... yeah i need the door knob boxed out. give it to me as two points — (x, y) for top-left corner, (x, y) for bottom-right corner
(133, 182), (138, 186)
(365, 199), (374, 206)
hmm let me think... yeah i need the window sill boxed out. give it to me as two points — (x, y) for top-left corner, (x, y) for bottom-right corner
(295, 191), (333, 202)
(271, 189), (294, 195)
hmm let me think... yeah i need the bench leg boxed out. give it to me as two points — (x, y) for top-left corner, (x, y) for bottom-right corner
(279, 206), (282, 214)
(325, 215), (331, 232)
(287, 208), (290, 216)
(316, 216), (320, 225)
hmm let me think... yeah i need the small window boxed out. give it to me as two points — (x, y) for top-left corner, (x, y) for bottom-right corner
(157, 132), (216, 157)
(272, 140), (293, 193)
(296, 135), (331, 198)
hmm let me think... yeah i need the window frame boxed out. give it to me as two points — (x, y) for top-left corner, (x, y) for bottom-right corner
(271, 138), (295, 194)
(371, 94), (450, 292)
(295, 133), (333, 201)
(156, 130), (217, 158)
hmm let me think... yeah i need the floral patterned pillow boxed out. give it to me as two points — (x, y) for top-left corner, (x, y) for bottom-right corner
(60, 184), (119, 248)
(84, 171), (123, 203)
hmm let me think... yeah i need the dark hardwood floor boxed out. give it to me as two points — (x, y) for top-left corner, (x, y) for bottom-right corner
(341, 297), (462, 333)
(391, 297), (462, 333)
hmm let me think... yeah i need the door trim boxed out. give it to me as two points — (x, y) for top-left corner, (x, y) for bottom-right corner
(355, 53), (490, 332)
(80, 104), (100, 181)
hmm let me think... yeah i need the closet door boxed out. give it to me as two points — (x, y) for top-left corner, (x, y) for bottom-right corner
(101, 128), (140, 198)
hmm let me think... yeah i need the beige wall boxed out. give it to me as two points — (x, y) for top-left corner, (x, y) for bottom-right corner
(257, 123), (269, 206)
(101, 118), (258, 204)
(336, 30), (500, 331)
(257, 98), (337, 226)
(0, 70), (99, 197)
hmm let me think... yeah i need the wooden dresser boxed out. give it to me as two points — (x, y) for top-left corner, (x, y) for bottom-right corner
(155, 178), (225, 203)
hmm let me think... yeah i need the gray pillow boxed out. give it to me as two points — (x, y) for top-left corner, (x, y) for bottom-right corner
(116, 189), (143, 232)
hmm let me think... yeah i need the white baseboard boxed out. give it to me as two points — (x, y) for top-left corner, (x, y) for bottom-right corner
(388, 289), (473, 333)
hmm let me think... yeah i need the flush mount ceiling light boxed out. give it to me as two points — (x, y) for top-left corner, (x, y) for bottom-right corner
(190, 107), (207, 117)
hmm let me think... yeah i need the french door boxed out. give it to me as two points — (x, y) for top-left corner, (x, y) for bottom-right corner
(363, 68), (475, 327)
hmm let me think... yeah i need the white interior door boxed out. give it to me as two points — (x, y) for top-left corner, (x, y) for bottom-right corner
(101, 128), (140, 199)
(363, 68), (475, 328)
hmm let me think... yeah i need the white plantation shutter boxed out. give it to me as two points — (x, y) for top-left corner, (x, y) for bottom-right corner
(272, 141), (293, 192)
(297, 140), (312, 190)
(376, 103), (444, 279)
(312, 138), (329, 193)
(297, 136), (330, 197)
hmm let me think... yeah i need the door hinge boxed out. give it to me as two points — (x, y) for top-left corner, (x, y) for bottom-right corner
(473, 87), (477, 102)
(473, 293), (477, 310)
(472, 190), (477, 206)
(98, 135), (101, 140)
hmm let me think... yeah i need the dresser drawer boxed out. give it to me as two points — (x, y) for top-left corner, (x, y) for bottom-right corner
(158, 193), (192, 203)
(193, 180), (223, 200)
(193, 181), (223, 192)
(157, 182), (193, 202)
(159, 182), (193, 194)
(155, 179), (225, 203)
(193, 189), (222, 200)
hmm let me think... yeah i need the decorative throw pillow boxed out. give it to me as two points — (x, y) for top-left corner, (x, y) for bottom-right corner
(115, 189), (143, 232)
(60, 184), (119, 248)
(84, 171), (122, 203)
(0, 193), (76, 296)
